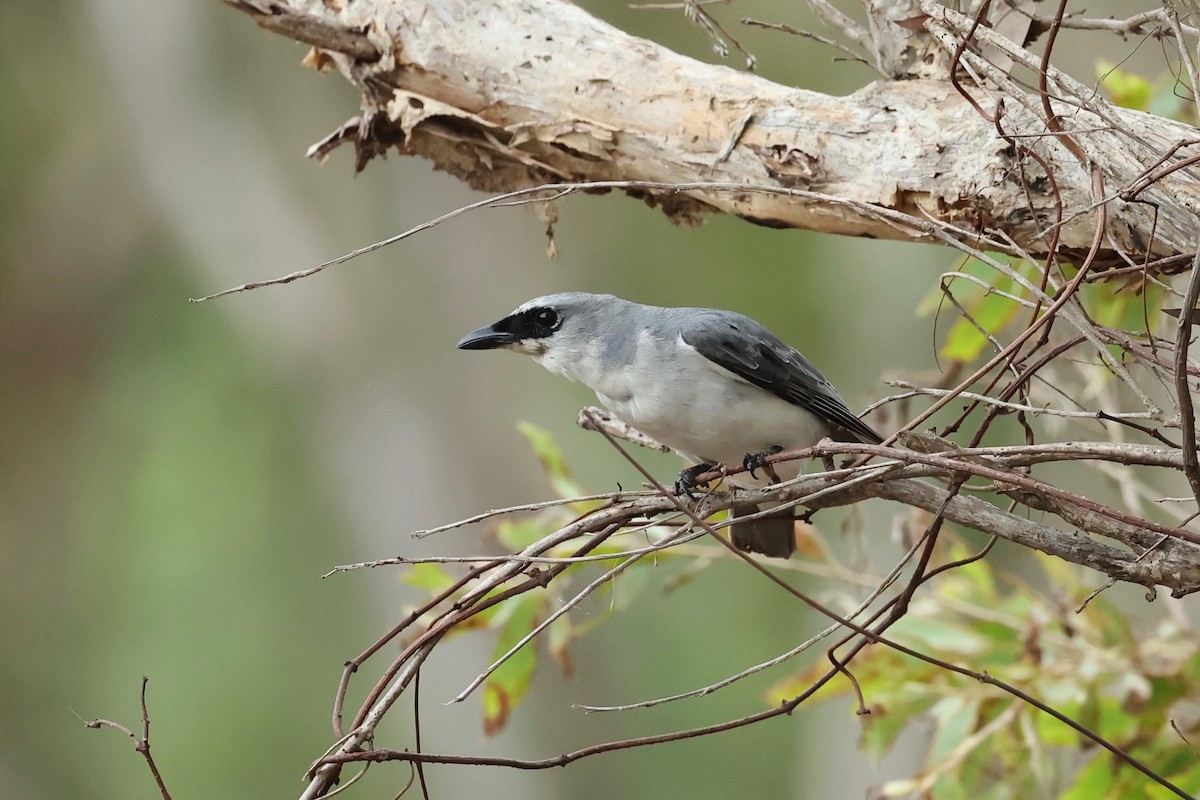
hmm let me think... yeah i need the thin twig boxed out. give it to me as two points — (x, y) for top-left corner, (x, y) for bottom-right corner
(81, 677), (172, 800)
(1031, 8), (1200, 39)
(1172, 249), (1200, 509)
(741, 17), (883, 75)
(190, 180), (1012, 302)
(409, 491), (641, 539)
(575, 523), (930, 712)
(449, 526), (694, 703)
(885, 380), (1159, 421)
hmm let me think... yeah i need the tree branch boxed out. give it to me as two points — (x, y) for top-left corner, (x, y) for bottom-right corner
(224, 0), (1200, 265)
(81, 677), (173, 800)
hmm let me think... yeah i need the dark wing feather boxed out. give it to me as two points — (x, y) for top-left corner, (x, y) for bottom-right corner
(680, 310), (883, 444)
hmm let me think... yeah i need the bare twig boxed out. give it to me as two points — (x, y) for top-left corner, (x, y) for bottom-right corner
(1172, 249), (1200, 509)
(408, 490), (643, 540)
(741, 17), (884, 76)
(884, 379), (1159, 421)
(449, 525), (695, 703)
(81, 677), (172, 800)
(577, 406), (671, 452)
(190, 179), (1013, 302)
(1031, 8), (1200, 39)
(575, 523), (931, 712)
(801, 0), (873, 50)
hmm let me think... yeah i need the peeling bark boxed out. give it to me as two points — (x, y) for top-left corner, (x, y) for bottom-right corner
(228, 0), (1200, 267)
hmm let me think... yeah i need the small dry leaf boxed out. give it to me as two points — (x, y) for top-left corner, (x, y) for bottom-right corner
(482, 684), (510, 735)
(895, 15), (931, 32)
(1162, 307), (1200, 324)
(792, 520), (823, 559)
(301, 47), (336, 73)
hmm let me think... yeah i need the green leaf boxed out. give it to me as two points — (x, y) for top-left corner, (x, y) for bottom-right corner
(917, 255), (1027, 364)
(766, 670), (829, 707)
(858, 690), (937, 759)
(766, 651), (887, 707)
(1180, 649), (1200, 685)
(1094, 62), (1192, 122)
(1033, 677), (1088, 746)
(941, 542), (998, 600)
(1093, 691), (1143, 742)
(1061, 753), (1117, 800)
(1085, 594), (1136, 650)
(1164, 758), (1200, 798)
(1096, 61), (1154, 112)
(931, 767), (971, 800)
(598, 562), (655, 614)
(940, 274), (1022, 363)
(1152, 745), (1200, 787)
(518, 420), (583, 498)
(889, 613), (990, 657)
(495, 517), (554, 550)
(1086, 280), (1162, 332)
(482, 592), (544, 735)
(927, 694), (979, 763)
(403, 562), (455, 593)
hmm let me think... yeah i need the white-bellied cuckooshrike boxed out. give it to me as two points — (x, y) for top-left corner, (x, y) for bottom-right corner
(458, 292), (882, 558)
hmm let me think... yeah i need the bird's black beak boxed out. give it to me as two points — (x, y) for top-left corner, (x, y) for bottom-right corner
(457, 323), (520, 350)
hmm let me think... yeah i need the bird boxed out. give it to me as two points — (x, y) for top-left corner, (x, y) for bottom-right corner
(457, 292), (882, 559)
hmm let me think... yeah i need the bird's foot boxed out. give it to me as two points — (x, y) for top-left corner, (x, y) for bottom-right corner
(674, 463), (716, 498)
(743, 446), (784, 483)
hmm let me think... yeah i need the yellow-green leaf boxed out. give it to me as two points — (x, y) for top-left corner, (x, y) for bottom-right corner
(495, 517), (554, 550)
(927, 695), (979, 763)
(403, 562), (455, 593)
(1061, 753), (1117, 800)
(918, 256), (1027, 364)
(940, 279), (1022, 363)
(859, 692), (937, 759)
(482, 592), (543, 735)
(518, 420), (583, 498)
(890, 614), (990, 657)
(1097, 60), (1154, 112)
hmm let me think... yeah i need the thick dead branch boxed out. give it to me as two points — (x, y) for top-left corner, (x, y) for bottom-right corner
(226, 0), (1200, 266)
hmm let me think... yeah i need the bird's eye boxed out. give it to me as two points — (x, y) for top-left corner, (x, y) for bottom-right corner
(535, 309), (562, 330)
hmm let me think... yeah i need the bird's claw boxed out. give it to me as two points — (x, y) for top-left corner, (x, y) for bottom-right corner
(674, 463), (716, 498)
(743, 446), (784, 483)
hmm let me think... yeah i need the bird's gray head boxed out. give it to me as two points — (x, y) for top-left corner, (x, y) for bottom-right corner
(457, 292), (634, 382)
(457, 293), (615, 354)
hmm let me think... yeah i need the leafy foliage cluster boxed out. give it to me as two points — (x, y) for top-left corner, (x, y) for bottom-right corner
(402, 423), (1200, 798)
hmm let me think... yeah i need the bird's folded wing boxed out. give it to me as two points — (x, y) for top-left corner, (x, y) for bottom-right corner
(680, 311), (883, 445)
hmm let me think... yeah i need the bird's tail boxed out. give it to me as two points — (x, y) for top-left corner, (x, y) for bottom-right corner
(729, 502), (796, 559)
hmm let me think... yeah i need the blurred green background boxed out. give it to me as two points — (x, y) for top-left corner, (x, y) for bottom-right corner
(0, 1), (1145, 798)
